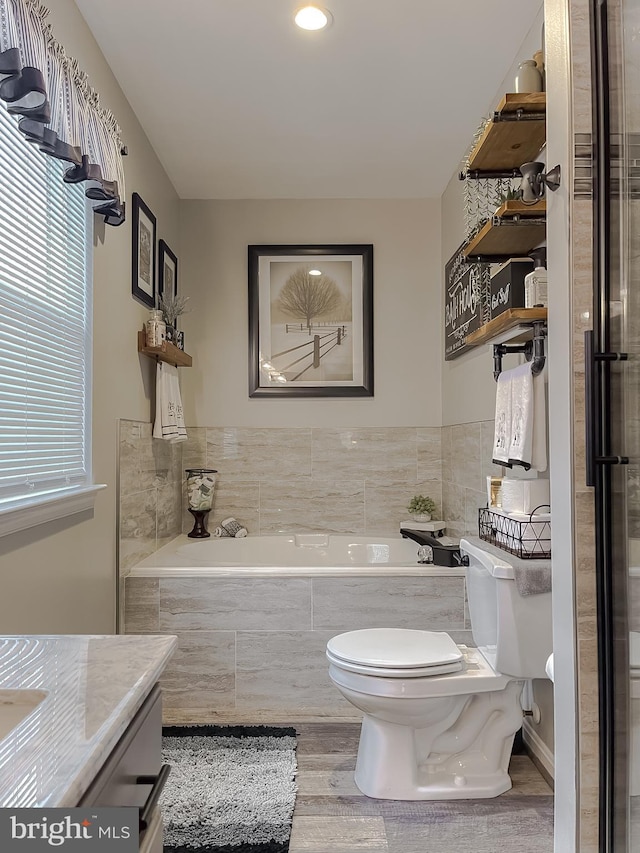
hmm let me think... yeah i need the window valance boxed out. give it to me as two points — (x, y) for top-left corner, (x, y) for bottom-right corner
(0, 0), (126, 225)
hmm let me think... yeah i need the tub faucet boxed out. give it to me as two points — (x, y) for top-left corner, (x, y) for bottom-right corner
(401, 528), (467, 568)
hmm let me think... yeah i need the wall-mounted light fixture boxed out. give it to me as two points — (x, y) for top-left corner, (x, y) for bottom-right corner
(519, 161), (562, 203)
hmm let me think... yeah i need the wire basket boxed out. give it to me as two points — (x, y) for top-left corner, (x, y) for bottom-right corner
(478, 505), (551, 560)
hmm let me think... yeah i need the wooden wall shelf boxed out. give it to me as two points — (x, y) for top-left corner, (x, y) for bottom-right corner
(462, 203), (546, 261)
(467, 93), (546, 173)
(465, 308), (547, 347)
(137, 330), (192, 367)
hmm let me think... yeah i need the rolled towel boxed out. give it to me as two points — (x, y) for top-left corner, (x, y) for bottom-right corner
(221, 517), (248, 538)
(214, 526), (232, 538)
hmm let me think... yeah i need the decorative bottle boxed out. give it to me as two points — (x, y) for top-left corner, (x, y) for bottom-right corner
(515, 60), (543, 93)
(145, 309), (166, 347)
(524, 247), (548, 308)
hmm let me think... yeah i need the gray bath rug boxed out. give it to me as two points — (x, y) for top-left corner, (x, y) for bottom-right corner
(160, 725), (298, 853)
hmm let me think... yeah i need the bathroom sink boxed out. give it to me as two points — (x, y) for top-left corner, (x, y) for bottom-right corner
(0, 689), (47, 741)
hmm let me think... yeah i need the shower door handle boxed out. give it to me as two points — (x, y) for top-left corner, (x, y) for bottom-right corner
(585, 330), (629, 487)
(585, 330), (596, 487)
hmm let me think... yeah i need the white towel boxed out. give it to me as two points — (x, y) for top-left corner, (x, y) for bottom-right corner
(153, 362), (187, 442)
(530, 369), (548, 472)
(509, 362), (535, 466)
(492, 368), (514, 464)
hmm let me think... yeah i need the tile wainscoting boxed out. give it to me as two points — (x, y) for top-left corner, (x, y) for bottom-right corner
(124, 573), (473, 723)
(180, 426), (443, 537)
(117, 420), (502, 571)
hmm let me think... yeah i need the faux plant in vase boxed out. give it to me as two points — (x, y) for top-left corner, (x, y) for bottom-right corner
(159, 294), (190, 346)
(407, 495), (437, 523)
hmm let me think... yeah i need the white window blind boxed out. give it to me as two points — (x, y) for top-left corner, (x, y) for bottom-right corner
(0, 101), (92, 508)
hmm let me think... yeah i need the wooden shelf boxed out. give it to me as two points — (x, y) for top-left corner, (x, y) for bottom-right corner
(462, 209), (546, 260)
(494, 199), (546, 218)
(467, 93), (546, 173)
(137, 330), (192, 367)
(465, 308), (547, 347)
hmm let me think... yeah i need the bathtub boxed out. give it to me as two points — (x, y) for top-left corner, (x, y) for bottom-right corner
(129, 533), (465, 578)
(125, 533), (469, 724)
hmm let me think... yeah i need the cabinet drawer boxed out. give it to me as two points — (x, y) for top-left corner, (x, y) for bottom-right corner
(79, 685), (162, 810)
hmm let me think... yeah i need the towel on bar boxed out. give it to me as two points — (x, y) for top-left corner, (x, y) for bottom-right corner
(530, 369), (548, 472)
(508, 362), (535, 467)
(492, 367), (514, 465)
(152, 362), (187, 442)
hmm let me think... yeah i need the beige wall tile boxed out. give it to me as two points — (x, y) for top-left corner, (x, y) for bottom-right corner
(260, 480), (365, 534)
(236, 630), (353, 714)
(157, 482), (182, 547)
(311, 428), (417, 482)
(442, 482), (466, 537)
(450, 423), (483, 492)
(119, 489), (157, 571)
(161, 630), (236, 712)
(365, 480), (442, 534)
(159, 577), (312, 631)
(312, 577), (465, 631)
(207, 427), (312, 479)
(417, 427), (442, 481)
(124, 578), (159, 633)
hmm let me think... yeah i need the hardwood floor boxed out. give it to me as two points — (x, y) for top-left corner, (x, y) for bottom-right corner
(288, 723), (554, 853)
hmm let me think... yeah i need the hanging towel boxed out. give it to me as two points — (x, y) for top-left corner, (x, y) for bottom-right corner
(530, 369), (548, 472)
(492, 367), (515, 465)
(508, 362), (534, 467)
(153, 362), (187, 442)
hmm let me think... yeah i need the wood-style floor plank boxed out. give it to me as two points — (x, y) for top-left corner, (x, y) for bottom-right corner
(288, 723), (554, 853)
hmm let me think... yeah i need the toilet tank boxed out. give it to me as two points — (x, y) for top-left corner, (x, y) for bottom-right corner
(460, 538), (553, 679)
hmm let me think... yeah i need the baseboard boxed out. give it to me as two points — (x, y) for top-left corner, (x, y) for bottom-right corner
(522, 718), (555, 788)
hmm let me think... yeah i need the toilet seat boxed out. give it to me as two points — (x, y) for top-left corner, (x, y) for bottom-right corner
(326, 628), (464, 678)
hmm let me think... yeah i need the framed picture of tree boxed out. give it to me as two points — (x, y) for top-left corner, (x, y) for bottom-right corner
(248, 244), (374, 397)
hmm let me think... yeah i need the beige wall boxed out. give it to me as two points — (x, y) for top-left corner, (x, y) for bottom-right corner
(0, 0), (180, 633)
(178, 198), (442, 428)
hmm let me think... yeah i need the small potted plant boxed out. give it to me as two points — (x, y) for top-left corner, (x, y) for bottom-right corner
(407, 495), (437, 522)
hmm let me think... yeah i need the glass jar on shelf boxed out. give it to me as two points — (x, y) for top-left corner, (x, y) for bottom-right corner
(145, 309), (166, 348)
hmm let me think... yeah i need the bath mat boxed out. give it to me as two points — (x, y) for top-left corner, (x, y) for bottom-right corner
(160, 725), (298, 853)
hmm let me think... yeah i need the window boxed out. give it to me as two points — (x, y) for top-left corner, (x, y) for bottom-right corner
(0, 102), (102, 536)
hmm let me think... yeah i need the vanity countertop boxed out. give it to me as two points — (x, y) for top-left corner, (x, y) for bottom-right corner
(0, 634), (176, 808)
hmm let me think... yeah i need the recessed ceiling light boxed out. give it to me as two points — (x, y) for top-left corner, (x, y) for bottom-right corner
(309, 269), (322, 275)
(294, 6), (331, 31)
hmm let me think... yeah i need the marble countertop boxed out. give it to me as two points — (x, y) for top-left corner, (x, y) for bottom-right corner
(0, 634), (176, 807)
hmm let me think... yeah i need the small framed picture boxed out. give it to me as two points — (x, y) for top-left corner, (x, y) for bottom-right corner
(159, 239), (178, 303)
(131, 193), (156, 307)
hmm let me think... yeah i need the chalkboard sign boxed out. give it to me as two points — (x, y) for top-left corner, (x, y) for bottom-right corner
(444, 244), (488, 360)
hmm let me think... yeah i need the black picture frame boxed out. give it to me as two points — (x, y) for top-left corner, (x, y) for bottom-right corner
(158, 239), (178, 303)
(131, 192), (156, 308)
(248, 244), (374, 398)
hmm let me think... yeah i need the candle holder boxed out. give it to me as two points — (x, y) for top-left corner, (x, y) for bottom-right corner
(185, 468), (218, 539)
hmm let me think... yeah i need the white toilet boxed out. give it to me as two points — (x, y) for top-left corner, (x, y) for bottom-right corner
(326, 538), (553, 800)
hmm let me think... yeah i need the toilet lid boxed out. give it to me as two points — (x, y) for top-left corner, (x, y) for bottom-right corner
(326, 647), (463, 678)
(326, 628), (463, 670)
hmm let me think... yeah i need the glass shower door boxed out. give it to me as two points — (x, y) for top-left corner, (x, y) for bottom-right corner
(591, 0), (640, 849)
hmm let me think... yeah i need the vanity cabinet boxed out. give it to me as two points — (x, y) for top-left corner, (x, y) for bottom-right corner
(78, 685), (167, 853)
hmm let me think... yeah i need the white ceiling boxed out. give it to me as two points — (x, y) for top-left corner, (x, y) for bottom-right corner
(74, 0), (542, 200)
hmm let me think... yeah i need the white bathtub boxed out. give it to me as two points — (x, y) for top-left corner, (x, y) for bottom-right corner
(129, 533), (464, 578)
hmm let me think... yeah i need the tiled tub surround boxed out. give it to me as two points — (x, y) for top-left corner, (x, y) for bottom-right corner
(124, 569), (470, 724)
(180, 426), (443, 536)
(441, 420), (503, 539)
(118, 420), (183, 572)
